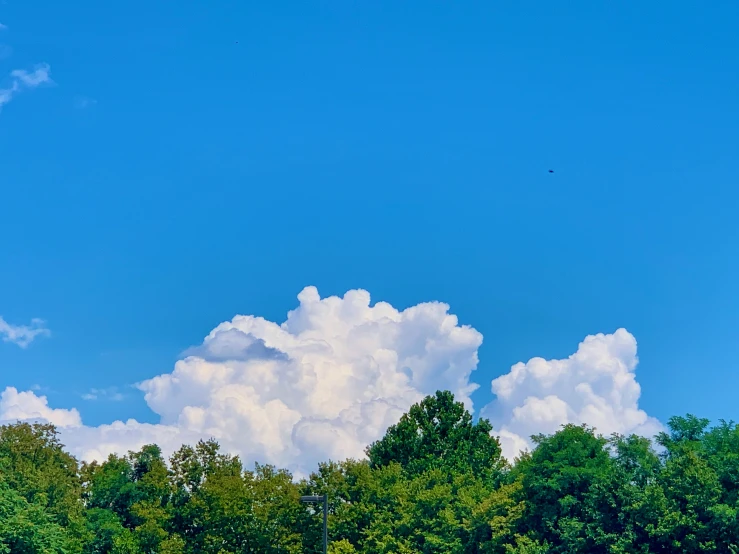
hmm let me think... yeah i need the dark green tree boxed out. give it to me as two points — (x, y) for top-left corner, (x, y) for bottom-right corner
(2, 399), (739, 554)
(0, 422), (83, 527)
(82, 444), (179, 554)
(366, 391), (505, 481)
(514, 424), (613, 553)
(0, 478), (72, 554)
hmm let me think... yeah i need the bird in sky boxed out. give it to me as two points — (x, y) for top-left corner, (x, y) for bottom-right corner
(548, 169), (554, 173)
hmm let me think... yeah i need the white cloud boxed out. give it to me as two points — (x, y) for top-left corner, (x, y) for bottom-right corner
(481, 328), (663, 460)
(0, 63), (52, 110)
(0, 287), (484, 475)
(10, 64), (52, 87)
(0, 288), (661, 473)
(0, 316), (50, 348)
(73, 95), (96, 109)
(0, 387), (81, 428)
(82, 387), (125, 402)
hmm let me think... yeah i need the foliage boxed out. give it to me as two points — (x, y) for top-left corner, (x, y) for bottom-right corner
(0, 479), (71, 554)
(366, 390), (506, 482)
(2, 393), (739, 553)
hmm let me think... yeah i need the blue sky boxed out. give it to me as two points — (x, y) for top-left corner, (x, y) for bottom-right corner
(1, 1), (738, 457)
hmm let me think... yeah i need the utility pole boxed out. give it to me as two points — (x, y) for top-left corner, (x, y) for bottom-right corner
(300, 494), (328, 554)
(322, 494), (328, 554)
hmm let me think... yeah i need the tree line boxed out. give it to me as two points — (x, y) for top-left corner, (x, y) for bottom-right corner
(1, 390), (738, 553)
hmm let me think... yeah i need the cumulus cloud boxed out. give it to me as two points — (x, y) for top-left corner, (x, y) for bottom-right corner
(0, 63), (52, 110)
(0, 387), (81, 428)
(481, 328), (663, 460)
(0, 287), (484, 475)
(0, 288), (660, 473)
(0, 316), (50, 348)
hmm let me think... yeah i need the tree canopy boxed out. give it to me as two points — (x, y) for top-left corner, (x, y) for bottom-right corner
(1, 393), (738, 553)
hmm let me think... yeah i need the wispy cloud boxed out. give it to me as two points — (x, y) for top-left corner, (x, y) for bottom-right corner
(74, 95), (96, 109)
(82, 387), (125, 402)
(0, 316), (50, 348)
(11, 64), (52, 87)
(0, 23), (7, 31)
(0, 63), (52, 110)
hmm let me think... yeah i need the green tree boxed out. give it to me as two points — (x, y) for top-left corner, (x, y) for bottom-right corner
(366, 391), (505, 481)
(249, 464), (303, 554)
(514, 424), (613, 553)
(0, 478), (71, 554)
(648, 415), (733, 553)
(0, 422), (83, 527)
(4, 399), (739, 554)
(82, 444), (179, 553)
(81, 508), (131, 554)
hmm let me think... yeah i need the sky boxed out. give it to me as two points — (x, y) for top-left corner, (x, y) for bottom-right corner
(1, 1), (738, 472)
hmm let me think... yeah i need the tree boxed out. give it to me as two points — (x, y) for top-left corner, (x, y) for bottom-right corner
(4, 401), (739, 554)
(0, 422), (83, 527)
(0, 478), (71, 554)
(647, 416), (731, 553)
(82, 445), (178, 554)
(81, 508), (133, 554)
(514, 424), (613, 553)
(249, 464), (303, 554)
(366, 391), (505, 481)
